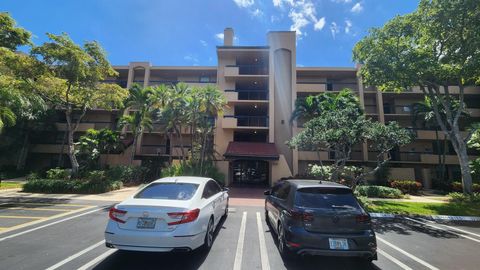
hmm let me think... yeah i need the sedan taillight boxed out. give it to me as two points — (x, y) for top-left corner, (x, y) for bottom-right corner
(109, 207), (127, 223)
(167, 208), (200, 225)
(289, 209), (314, 222)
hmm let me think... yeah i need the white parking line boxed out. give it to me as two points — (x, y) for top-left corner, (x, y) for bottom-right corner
(45, 240), (105, 270)
(0, 207), (104, 242)
(77, 249), (115, 270)
(377, 248), (413, 270)
(233, 211), (247, 270)
(377, 236), (440, 270)
(256, 212), (270, 270)
(416, 218), (480, 238)
(404, 217), (480, 244)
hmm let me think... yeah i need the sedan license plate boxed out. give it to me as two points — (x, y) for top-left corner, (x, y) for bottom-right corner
(137, 217), (156, 229)
(329, 238), (349, 250)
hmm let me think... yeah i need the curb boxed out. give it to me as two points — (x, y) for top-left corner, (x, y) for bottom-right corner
(370, 212), (480, 222)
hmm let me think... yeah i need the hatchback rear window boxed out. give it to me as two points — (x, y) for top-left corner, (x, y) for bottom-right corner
(135, 183), (199, 200)
(294, 187), (360, 209)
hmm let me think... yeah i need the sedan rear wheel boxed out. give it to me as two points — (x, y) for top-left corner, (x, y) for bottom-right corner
(204, 218), (215, 249)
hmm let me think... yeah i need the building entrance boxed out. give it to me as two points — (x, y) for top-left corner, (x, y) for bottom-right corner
(232, 160), (269, 186)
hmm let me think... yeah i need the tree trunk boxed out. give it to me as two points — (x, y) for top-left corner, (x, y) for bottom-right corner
(453, 134), (473, 194)
(65, 110), (79, 176)
(130, 132), (138, 165)
(57, 131), (67, 167)
(16, 129), (30, 171)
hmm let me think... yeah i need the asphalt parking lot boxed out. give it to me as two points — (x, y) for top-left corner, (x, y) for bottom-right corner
(1, 196), (480, 270)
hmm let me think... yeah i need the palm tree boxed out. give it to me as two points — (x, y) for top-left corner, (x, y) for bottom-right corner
(120, 85), (155, 164)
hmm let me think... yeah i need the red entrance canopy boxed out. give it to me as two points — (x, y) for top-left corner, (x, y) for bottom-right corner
(224, 142), (279, 160)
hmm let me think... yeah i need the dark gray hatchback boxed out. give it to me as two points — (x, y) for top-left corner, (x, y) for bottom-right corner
(264, 179), (377, 261)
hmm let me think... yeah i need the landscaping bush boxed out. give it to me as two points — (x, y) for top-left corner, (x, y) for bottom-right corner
(25, 172), (40, 181)
(390, 180), (422, 195)
(23, 178), (122, 194)
(355, 185), (403, 198)
(451, 182), (480, 193)
(448, 192), (480, 203)
(106, 165), (149, 185)
(46, 168), (71, 180)
(355, 195), (372, 209)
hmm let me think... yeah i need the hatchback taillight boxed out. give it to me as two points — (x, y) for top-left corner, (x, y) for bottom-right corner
(109, 207), (127, 223)
(356, 214), (371, 223)
(167, 208), (200, 225)
(289, 209), (314, 222)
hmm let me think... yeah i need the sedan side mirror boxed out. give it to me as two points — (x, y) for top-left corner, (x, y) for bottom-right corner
(264, 190), (271, 196)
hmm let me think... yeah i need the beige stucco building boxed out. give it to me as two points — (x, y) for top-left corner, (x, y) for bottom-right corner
(27, 28), (480, 188)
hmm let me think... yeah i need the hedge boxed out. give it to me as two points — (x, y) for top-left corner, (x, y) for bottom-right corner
(23, 179), (123, 194)
(390, 180), (422, 195)
(355, 185), (403, 199)
(451, 182), (480, 193)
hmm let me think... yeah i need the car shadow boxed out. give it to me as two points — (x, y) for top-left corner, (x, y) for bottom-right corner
(373, 218), (461, 239)
(265, 220), (380, 270)
(92, 214), (228, 270)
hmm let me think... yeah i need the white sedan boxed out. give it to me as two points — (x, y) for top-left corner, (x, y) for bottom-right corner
(104, 176), (229, 252)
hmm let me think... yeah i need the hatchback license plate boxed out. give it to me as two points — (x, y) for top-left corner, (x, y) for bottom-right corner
(137, 217), (156, 229)
(329, 238), (349, 250)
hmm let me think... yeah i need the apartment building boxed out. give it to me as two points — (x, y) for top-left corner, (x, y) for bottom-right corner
(27, 28), (480, 188)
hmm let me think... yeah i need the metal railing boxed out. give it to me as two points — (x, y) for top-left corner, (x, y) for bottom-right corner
(224, 115), (269, 127)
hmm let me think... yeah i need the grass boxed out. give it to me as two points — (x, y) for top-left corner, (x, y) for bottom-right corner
(366, 200), (480, 216)
(0, 181), (24, 190)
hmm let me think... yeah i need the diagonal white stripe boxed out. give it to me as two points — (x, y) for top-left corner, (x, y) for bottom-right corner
(45, 240), (105, 270)
(233, 211), (247, 270)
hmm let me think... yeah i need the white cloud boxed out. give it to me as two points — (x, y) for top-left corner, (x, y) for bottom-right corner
(344, 19), (352, 34)
(200, 40), (208, 47)
(351, 2), (363, 13)
(273, 0), (325, 38)
(251, 8), (263, 17)
(330, 22), (339, 39)
(233, 0), (254, 8)
(215, 33), (224, 41)
(314, 17), (326, 31)
(184, 54), (199, 65)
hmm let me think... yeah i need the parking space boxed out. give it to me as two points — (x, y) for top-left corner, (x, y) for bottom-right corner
(0, 199), (96, 234)
(1, 198), (480, 270)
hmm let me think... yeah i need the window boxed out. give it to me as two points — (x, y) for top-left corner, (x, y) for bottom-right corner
(273, 182), (290, 200)
(200, 76), (210, 83)
(294, 188), (360, 210)
(203, 180), (220, 199)
(135, 183), (199, 200)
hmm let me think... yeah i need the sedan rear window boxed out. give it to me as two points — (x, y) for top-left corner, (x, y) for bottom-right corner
(294, 188), (360, 209)
(135, 183), (199, 200)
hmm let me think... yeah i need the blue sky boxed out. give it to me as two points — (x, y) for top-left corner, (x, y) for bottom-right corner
(2, 0), (418, 67)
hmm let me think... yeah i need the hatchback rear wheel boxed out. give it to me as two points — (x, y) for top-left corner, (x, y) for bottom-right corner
(277, 222), (295, 259)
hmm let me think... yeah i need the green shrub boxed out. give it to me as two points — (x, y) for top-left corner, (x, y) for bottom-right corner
(86, 170), (107, 182)
(448, 192), (480, 203)
(106, 165), (149, 185)
(26, 172), (40, 181)
(355, 195), (372, 209)
(390, 180), (422, 194)
(451, 182), (480, 193)
(46, 168), (71, 180)
(23, 178), (122, 194)
(355, 185), (403, 198)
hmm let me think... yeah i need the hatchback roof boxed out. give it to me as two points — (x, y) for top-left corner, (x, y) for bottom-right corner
(153, 176), (212, 184)
(284, 179), (351, 190)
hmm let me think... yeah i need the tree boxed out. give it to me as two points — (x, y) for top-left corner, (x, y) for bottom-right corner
(120, 85), (155, 164)
(468, 124), (480, 181)
(0, 12), (31, 50)
(31, 33), (128, 175)
(76, 128), (122, 170)
(353, 0), (480, 194)
(288, 90), (413, 189)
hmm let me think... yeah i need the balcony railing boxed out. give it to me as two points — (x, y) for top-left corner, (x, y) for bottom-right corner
(224, 115), (269, 127)
(225, 90), (268, 100)
(296, 82), (359, 92)
(384, 105), (412, 115)
(226, 64), (268, 75)
(149, 80), (217, 85)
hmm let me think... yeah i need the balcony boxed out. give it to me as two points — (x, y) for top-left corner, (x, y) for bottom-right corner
(149, 80), (217, 87)
(224, 90), (269, 102)
(364, 105), (378, 114)
(384, 105), (412, 116)
(223, 115), (269, 129)
(224, 64), (268, 77)
(140, 144), (168, 156)
(296, 83), (326, 93)
(30, 143), (64, 154)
